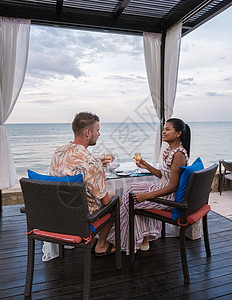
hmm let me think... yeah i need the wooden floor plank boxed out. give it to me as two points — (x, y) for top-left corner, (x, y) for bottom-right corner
(1, 206), (232, 299)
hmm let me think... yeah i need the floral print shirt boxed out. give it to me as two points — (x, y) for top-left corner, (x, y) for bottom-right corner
(49, 142), (108, 214)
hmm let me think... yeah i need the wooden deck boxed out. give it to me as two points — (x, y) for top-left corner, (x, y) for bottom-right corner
(1, 205), (232, 300)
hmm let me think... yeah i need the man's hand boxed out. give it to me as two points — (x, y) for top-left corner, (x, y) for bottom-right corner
(101, 191), (115, 205)
(100, 157), (107, 167)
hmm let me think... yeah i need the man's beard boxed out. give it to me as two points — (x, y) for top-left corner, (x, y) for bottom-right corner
(89, 138), (97, 146)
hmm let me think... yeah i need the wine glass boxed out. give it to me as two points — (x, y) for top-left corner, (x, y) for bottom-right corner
(134, 152), (141, 173)
(105, 154), (112, 177)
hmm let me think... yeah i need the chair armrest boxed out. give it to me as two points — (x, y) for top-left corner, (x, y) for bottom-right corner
(87, 195), (120, 222)
(20, 206), (26, 213)
(147, 197), (188, 209)
(129, 192), (187, 209)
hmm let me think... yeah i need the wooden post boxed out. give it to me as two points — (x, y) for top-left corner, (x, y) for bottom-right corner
(0, 189), (2, 213)
(160, 31), (166, 144)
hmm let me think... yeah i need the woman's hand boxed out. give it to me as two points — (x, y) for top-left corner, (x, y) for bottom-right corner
(136, 158), (148, 169)
(132, 192), (149, 203)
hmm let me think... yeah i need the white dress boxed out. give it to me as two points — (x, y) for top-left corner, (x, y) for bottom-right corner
(107, 146), (188, 254)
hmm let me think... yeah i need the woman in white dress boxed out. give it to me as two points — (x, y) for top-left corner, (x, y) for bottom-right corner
(107, 118), (191, 254)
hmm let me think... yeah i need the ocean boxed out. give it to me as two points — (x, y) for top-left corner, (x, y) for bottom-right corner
(5, 122), (232, 180)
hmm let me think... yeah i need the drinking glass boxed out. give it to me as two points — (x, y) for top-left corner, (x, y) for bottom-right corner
(134, 153), (141, 162)
(134, 152), (141, 173)
(105, 154), (112, 177)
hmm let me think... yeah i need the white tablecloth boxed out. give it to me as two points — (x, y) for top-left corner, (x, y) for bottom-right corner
(107, 174), (159, 197)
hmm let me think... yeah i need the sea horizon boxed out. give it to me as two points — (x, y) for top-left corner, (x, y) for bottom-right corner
(5, 121), (232, 125)
(5, 122), (232, 181)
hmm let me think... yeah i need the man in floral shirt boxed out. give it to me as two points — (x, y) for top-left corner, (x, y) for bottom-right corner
(49, 112), (115, 255)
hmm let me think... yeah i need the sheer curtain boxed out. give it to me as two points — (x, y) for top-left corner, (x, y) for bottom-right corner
(164, 22), (182, 120)
(160, 21), (183, 157)
(143, 22), (182, 162)
(0, 18), (30, 189)
(143, 32), (162, 161)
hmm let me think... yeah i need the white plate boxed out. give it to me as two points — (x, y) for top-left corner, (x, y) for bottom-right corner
(137, 168), (150, 174)
(117, 172), (132, 177)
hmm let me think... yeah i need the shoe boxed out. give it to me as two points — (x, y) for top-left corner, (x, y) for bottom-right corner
(139, 243), (150, 251)
(95, 243), (115, 257)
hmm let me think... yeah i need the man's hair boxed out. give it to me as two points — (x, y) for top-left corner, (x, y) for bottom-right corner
(72, 112), (99, 136)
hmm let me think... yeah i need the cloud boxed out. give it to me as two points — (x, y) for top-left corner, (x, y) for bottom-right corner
(6, 7), (232, 124)
(183, 93), (193, 97)
(216, 56), (226, 60)
(224, 77), (232, 81)
(181, 43), (196, 52)
(178, 78), (194, 85)
(29, 100), (54, 104)
(30, 26), (143, 59)
(205, 92), (224, 97)
(104, 74), (146, 83)
(27, 52), (84, 79)
(26, 26), (144, 81)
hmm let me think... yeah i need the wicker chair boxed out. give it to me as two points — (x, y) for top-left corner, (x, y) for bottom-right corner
(129, 164), (218, 284)
(218, 160), (232, 195)
(20, 178), (121, 300)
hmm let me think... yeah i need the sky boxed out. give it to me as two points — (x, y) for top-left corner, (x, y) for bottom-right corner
(6, 6), (232, 124)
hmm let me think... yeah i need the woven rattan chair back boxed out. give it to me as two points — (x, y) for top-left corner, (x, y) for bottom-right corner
(219, 160), (232, 194)
(221, 160), (232, 172)
(20, 178), (90, 238)
(181, 164), (218, 222)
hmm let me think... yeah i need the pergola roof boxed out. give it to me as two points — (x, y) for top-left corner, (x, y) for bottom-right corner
(0, 0), (231, 36)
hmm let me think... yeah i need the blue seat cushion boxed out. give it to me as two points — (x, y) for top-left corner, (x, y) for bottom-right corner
(172, 157), (204, 220)
(27, 169), (83, 183)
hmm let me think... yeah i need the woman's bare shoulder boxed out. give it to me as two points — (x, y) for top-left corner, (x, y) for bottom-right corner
(173, 149), (187, 165)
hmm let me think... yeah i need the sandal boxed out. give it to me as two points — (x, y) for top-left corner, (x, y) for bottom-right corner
(95, 243), (115, 257)
(139, 243), (150, 251)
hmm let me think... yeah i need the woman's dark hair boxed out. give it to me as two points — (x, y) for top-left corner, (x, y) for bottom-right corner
(166, 118), (191, 157)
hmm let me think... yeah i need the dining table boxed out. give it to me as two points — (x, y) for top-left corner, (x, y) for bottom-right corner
(106, 171), (158, 198)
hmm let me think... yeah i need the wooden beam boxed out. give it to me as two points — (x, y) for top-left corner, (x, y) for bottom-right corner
(0, 1), (230, 36)
(0, 2), (162, 34)
(162, 0), (208, 30)
(56, 0), (63, 12)
(113, 0), (131, 17)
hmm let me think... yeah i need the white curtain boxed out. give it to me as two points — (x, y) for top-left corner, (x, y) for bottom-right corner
(0, 18), (30, 189)
(143, 22), (182, 163)
(159, 21), (183, 159)
(143, 32), (162, 162)
(164, 21), (182, 121)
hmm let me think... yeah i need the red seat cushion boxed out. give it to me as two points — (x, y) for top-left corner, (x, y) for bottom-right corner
(30, 229), (83, 243)
(186, 204), (211, 224)
(91, 213), (111, 230)
(143, 204), (211, 225)
(28, 213), (111, 244)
